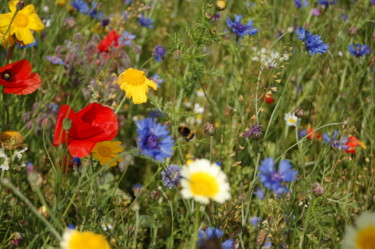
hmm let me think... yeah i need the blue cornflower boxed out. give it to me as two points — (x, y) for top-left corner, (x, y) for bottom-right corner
(89, 2), (103, 20)
(17, 40), (37, 49)
(119, 31), (136, 46)
(294, 0), (309, 9)
(46, 56), (65, 65)
(198, 227), (235, 249)
(323, 130), (348, 151)
(258, 157), (297, 195)
(349, 44), (371, 57)
(136, 118), (174, 162)
(138, 14), (154, 28)
(296, 27), (329, 55)
(161, 164), (182, 189)
(318, 0), (337, 6)
(150, 73), (163, 87)
(226, 15), (258, 39)
(124, 0), (133, 4)
(249, 216), (261, 226)
(153, 45), (167, 62)
(254, 187), (265, 200)
(71, 0), (90, 14)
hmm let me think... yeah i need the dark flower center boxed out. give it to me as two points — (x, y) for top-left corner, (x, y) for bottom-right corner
(145, 133), (160, 150)
(270, 171), (283, 182)
(1, 71), (13, 81)
(233, 23), (247, 33)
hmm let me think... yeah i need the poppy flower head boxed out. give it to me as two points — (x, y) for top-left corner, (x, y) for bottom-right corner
(97, 30), (121, 53)
(344, 136), (366, 154)
(53, 103), (118, 158)
(0, 59), (41, 95)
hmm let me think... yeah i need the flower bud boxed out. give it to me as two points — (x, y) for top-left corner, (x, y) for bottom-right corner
(63, 118), (72, 131)
(203, 122), (216, 136)
(216, 0), (227, 11)
(0, 130), (24, 150)
(294, 108), (304, 118)
(312, 183), (324, 196)
(16, 1), (25, 10)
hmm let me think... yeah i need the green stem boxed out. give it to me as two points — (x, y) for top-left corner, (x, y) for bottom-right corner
(115, 94), (128, 114)
(1, 178), (62, 241)
(190, 203), (200, 249)
(0, 10), (19, 44)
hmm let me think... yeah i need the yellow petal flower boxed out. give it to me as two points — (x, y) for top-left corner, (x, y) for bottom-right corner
(92, 141), (124, 167)
(61, 229), (111, 249)
(117, 68), (157, 104)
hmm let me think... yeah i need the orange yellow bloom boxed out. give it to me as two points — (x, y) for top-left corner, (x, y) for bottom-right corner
(61, 229), (111, 249)
(92, 141), (124, 167)
(0, 0), (45, 46)
(117, 68), (157, 104)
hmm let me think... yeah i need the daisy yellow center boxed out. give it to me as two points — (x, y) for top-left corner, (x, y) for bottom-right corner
(97, 145), (111, 157)
(355, 226), (375, 249)
(289, 118), (296, 123)
(189, 172), (219, 197)
(13, 13), (29, 27)
(69, 231), (111, 249)
(124, 68), (146, 86)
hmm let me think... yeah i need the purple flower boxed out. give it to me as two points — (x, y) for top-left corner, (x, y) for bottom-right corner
(349, 44), (371, 57)
(249, 216), (261, 226)
(136, 118), (175, 162)
(138, 14), (154, 28)
(119, 31), (136, 46)
(294, 0), (309, 9)
(150, 73), (163, 87)
(226, 15), (258, 39)
(311, 8), (321, 16)
(258, 157), (297, 195)
(323, 130), (349, 151)
(71, 0), (90, 14)
(46, 56), (65, 65)
(254, 187), (265, 200)
(198, 227), (235, 249)
(318, 0), (337, 6)
(153, 45), (166, 62)
(296, 27), (329, 55)
(161, 164), (182, 189)
(242, 124), (263, 139)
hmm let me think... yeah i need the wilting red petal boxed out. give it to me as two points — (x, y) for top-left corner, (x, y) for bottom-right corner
(97, 30), (120, 53)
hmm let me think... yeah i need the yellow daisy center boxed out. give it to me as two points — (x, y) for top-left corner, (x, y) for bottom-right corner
(96, 145), (111, 157)
(69, 231), (111, 249)
(189, 172), (219, 197)
(355, 226), (375, 249)
(289, 118), (296, 123)
(124, 68), (146, 86)
(13, 13), (29, 27)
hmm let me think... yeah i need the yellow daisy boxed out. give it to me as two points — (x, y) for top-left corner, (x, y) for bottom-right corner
(180, 159), (231, 204)
(342, 212), (375, 249)
(92, 141), (124, 167)
(0, 0), (45, 46)
(60, 229), (111, 249)
(117, 68), (157, 104)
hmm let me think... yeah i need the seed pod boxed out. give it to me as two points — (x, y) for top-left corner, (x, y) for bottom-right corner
(294, 108), (304, 118)
(203, 122), (216, 136)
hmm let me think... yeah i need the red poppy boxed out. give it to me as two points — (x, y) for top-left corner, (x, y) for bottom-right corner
(53, 103), (118, 158)
(262, 92), (275, 104)
(344, 136), (366, 154)
(306, 128), (321, 140)
(0, 59), (41, 95)
(97, 30), (120, 53)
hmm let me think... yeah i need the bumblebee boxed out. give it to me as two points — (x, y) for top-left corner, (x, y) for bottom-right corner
(178, 126), (195, 141)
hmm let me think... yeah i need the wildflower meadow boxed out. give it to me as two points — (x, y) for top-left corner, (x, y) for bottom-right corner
(0, 0), (374, 248)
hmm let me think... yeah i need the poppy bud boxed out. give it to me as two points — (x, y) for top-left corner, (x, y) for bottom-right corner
(62, 118), (72, 131)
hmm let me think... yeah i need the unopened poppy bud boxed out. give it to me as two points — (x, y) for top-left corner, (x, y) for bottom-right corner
(0, 130), (24, 150)
(216, 0), (226, 11)
(294, 108), (304, 118)
(312, 183), (324, 196)
(16, 1), (25, 10)
(203, 122), (216, 136)
(62, 118), (72, 131)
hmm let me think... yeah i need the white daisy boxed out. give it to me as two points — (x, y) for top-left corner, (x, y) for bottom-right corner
(60, 229), (111, 249)
(342, 212), (375, 249)
(0, 148), (9, 171)
(284, 112), (299, 127)
(180, 159), (231, 204)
